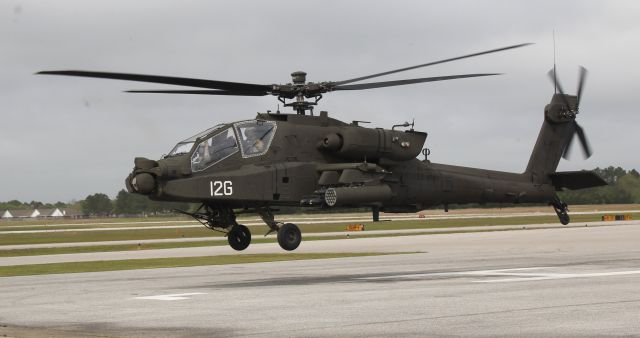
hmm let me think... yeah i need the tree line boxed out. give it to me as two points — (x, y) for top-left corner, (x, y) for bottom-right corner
(1, 190), (190, 217)
(81, 190), (191, 216)
(2, 166), (638, 217)
(558, 166), (640, 204)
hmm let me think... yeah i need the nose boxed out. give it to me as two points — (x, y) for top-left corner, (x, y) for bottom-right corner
(131, 173), (156, 194)
(125, 157), (159, 195)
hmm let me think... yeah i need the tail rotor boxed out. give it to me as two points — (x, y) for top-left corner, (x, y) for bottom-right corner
(547, 67), (591, 159)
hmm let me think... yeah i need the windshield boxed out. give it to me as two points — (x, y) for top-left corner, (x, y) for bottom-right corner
(234, 120), (277, 158)
(167, 124), (224, 157)
(191, 127), (239, 171)
(168, 142), (194, 157)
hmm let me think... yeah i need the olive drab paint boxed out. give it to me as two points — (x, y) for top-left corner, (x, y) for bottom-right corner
(37, 43), (606, 251)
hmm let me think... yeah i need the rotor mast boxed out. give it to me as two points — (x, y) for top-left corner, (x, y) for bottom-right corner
(280, 71), (323, 115)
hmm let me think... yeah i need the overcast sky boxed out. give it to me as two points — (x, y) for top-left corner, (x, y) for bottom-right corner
(2, 0), (639, 203)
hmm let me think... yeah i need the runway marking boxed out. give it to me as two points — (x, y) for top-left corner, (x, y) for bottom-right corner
(357, 267), (554, 280)
(476, 269), (640, 283)
(357, 267), (640, 283)
(133, 292), (206, 301)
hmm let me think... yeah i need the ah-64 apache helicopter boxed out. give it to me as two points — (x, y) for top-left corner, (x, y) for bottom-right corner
(38, 43), (606, 251)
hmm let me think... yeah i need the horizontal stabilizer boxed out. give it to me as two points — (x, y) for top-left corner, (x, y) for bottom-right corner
(549, 171), (607, 191)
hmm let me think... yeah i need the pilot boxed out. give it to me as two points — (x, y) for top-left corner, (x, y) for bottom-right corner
(244, 127), (266, 154)
(202, 139), (213, 163)
(191, 143), (206, 170)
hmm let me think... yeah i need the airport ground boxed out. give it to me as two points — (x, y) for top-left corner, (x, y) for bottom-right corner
(1, 205), (639, 337)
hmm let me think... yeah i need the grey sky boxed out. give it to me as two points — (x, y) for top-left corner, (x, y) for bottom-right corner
(1, 0), (638, 202)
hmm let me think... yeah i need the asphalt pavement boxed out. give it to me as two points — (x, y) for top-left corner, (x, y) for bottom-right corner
(1, 222), (640, 337)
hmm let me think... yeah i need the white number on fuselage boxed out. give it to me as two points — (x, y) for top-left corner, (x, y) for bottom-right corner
(210, 181), (233, 196)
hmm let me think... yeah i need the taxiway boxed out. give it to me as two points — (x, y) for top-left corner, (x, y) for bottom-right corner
(1, 222), (639, 337)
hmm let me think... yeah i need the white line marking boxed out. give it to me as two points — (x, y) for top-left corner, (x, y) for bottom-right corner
(478, 270), (640, 283)
(356, 267), (640, 284)
(133, 292), (206, 301)
(357, 267), (554, 280)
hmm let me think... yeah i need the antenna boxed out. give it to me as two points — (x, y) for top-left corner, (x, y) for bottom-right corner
(553, 30), (557, 94)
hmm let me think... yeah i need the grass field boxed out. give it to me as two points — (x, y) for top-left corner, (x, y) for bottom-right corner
(0, 252), (402, 277)
(0, 252), (407, 277)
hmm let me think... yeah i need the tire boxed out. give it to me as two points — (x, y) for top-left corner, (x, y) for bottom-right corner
(277, 223), (301, 251)
(559, 213), (570, 225)
(228, 224), (251, 251)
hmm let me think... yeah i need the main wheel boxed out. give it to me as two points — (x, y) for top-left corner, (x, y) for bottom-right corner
(228, 224), (251, 251)
(559, 212), (570, 225)
(277, 223), (301, 251)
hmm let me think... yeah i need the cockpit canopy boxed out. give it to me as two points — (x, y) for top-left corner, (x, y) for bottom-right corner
(191, 127), (239, 171)
(166, 120), (277, 172)
(167, 124), (224, 157)
(234, 120), (277, 158)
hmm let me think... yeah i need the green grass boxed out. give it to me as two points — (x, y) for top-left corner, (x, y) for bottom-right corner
(2, 212), (637, 247)
(0, 252), (400, 277)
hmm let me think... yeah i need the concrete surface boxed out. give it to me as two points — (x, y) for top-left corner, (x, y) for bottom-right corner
(1, 223), (640, 337)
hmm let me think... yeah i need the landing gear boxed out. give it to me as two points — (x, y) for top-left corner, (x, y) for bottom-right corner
(258, 208), (302, 251)
(176, 204), (252, 251)
(228, 224), (251, 251)
(372, 206), (380, 222)
(179, 204), (303, 251)
(278, 223), (302, 251)
(551, 198), (570, 225)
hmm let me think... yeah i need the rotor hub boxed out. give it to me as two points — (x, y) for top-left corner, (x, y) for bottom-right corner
(291, 71), (307, 85)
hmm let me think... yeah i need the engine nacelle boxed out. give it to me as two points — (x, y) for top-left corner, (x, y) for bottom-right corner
(320, 127), (426, 161)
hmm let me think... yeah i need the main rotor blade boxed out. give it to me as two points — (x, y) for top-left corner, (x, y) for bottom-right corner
(332, 73), (500, 91)
(574, 121), (592, 159)
(576, 66), (587, 108)
(37, 70), (272, 92)
(333, 43), (532, 86)
(125, 89), (268, 96)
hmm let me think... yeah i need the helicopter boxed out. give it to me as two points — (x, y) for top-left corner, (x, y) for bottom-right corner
(38, 43), (606, 251)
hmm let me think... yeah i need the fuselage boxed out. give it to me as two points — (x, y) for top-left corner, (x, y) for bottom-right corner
(126, 111), (557, 212)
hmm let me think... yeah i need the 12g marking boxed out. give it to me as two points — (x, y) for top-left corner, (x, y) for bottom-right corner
(210, 181), (233, 196)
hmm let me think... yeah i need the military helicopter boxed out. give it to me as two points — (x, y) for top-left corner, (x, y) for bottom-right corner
(38, 43), (606, 251)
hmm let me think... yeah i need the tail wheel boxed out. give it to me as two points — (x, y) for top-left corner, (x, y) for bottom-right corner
(228, 224), (251, 251)
(552, 200), (571, 225)
(277, 223), (301, 251)
(558, 212), (570, 225)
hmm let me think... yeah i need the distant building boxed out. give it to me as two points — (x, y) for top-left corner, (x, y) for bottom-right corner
(1, 209), (39, 219)
(61, 208), (84, 218)
(1, 207), (83, 219)
(38, 208), (65, 217)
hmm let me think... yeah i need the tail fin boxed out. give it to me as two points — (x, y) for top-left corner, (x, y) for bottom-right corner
(526, 66), (591, 183)
(524, 94), (576, 182)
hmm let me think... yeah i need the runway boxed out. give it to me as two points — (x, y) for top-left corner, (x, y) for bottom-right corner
(1, 223), (640, 337)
